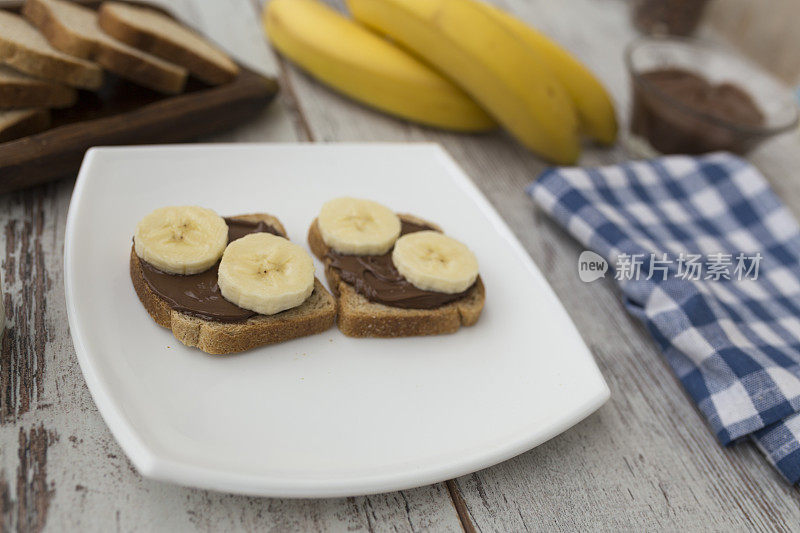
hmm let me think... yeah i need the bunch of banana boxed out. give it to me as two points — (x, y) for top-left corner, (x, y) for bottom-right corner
(473, 1), (618, 145)
(263, 0), (617, 164)
(264, 0), (496, 132)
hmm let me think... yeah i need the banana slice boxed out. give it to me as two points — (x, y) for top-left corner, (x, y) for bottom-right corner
(318, 197), (401, 255)
(134, 206), (228, 275)
(217, 233), (315, 315)
(392, 231), (478, 294)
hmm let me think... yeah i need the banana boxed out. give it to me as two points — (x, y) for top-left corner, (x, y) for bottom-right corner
(347, 0), (580, 164)
(318, 197), (401, 255)
(134, 206), (228, 275)
(392, 231), (478, 294)
(217, 233), (315, 315)
(474, 1), (617, 145)
(264, 0), (496, 132)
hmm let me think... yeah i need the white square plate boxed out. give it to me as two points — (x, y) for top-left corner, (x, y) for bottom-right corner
(64, 144), (609, 498)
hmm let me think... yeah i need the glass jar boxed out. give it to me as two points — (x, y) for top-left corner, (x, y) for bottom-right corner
(632, 0), (710, 36)
(625, 37), (799, 156)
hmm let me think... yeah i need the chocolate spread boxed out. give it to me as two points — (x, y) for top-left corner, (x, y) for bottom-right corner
(138, 217), (281, 322)
(631, 67), (765, 155)
(326, 220), (473, 309)
(632, 0), (709, 37)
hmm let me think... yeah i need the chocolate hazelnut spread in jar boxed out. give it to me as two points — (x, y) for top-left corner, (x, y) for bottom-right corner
(625, 37), (798, 156)
(632, 0), (709, 36)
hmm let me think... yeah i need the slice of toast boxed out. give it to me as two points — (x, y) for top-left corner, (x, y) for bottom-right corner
(0, 9), (102, 89)
(0, 64), (76, 108)
(131, 213), (336, 354)
(0, 108), (50, 142)
(24, 0), (187, 94)
(98, 1), (238, 85)
(308, 215), (485, 338)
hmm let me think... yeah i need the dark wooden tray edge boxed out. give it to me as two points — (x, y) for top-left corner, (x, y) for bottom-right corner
(0, 0), (280, 194)
(0, 68), (278, 193)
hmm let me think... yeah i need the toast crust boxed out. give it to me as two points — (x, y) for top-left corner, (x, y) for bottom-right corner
(0, 10), (102, 89)
(23, 0), (94, 58)
(130, 214), (335, 354)
(92, 43), (186, 93)
(0, 66), (77, 108)
(0, 108), (50, 142)
(98, 2), (238, 85)
(23, 0), (188, 94)
(308, 216), (485, 338)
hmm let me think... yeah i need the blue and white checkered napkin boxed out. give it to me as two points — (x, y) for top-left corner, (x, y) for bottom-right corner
(527, 152), (800, 483)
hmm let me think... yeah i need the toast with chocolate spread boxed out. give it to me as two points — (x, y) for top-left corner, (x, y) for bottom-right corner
(308, 199), (485, 337)
(131, 212), (336, 354)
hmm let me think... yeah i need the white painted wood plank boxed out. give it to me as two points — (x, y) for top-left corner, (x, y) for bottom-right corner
(0, 1), (464, 531)
(3, 0), (800, 529)
(267, 0), (800, 529)
(148, 0), (302, 143)
(706, 0), (800, 83)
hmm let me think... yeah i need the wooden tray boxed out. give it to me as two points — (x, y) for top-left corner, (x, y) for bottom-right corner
(0, 1), (279, 194)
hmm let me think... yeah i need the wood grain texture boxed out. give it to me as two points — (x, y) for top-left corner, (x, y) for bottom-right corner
(1, 179), (72, 533)
(268, 0), (800, 529)
(0, 1), (463, 531)
(2, 0), (800, 530)
(706, 0), (800, 84)
(0, 67), (278, 194)
(0, 0), (282, 196)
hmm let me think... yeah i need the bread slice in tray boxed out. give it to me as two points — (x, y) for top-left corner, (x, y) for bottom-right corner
(0, 64), (76, 108)
(131, 213), (336, 354)
(0, 9), (102, 89)
(0, 108), (50, 142)
(24, 0), (187, 94)
(99, 1), (238, 85)
(308, 214), (485, 338)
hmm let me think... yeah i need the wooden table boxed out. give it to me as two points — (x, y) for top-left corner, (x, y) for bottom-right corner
(3, 0), (800, 530)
